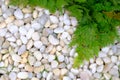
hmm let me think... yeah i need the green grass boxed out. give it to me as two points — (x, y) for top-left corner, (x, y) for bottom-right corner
(9, 0), (120, 68)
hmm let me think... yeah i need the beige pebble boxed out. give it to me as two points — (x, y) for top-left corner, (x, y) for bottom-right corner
(60, 40), (65, 47)
(33, 10), (38, 18)
(24, 17), (32, 23)
(0, 8), (2, 16)
(0, 21), (6, 28)
(119, 56), (120, 60)
(22, 8), (32, 13)
(25, 64), (33, 72)
(49, 24), (57, 29)
(5, 16), (15, 24)
(46, 45), (53, 53)
(50, 47), (56, 54)
(34, 65), (44, 73)
(61, 69), (68, 75)
(53, 69), (60, 76)
(14, 20), (24, 26)
(8, 56), (13, 64)
(5, 0), (9, 5)
(45, 20), (50, 27)
(2, 41), (10, 49)
(4, 59), (8, 67)
(41, 37), (48, 45)
(0, 49), (9, 54)
(20, 58), (27, 64)
(21, 51), (29, 58)
(31, 77), (39, 80)
(2, 54), (9, 60)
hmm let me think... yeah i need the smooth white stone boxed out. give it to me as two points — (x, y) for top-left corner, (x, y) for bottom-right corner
(48, 55), (55, 62)
(58, 55), (64, 62)
(14, 20), (24, 26)
(98, 51), (107, 57)
(103, 57), (111, 63)
(54, 27), (64, 33)
(46, 72), (53, 80)
(9, 72), (17, 80)
(7, 36), (16, 42)
(97, 65), (104, 72)
(68, 72), (75, 79)
(27, 40), (33, 49)
(26, 28), (34, 39)
(96, 58), (103, 65)
(71, 17), (77, 26)
(71, 68), (79, 75)
(51, 60), (58, 68)
(16, 39), (22, 46)
(34, 41), (43, 49)
(48, 35), (59, 45)
(102, 47), (110, 53)
(32, 32), (40, 41)
(42, 71), (48, 78)
(111, 56), (117, 63)
(31, 22), (42, 30)
(34, 61), (41, 67)
(63, 76), (71, 80)
(17, 72), (28, 79)
(80, 71), (90, 80)
(18, 45), (26, 55)
(104, 73), (111, 80)
(64, 25), (70, 30)
(93, 73), (101, 79)
(19, 27), (27, 35)
(14, 9), (23, 19)
(60, 32), (69, 39)
(0, 62), (4, 67)
(50, 16), (59, 23)
(61, 69), (68, 75)
(20, 36), (27, 44)
(64, 19), (71, 26)
(34, 51), (42, 61)
(28, 56), (36, 65)
(11, 54), (21, 62)
(0, 28), (7, 37)
(89, 63), (97, 73)
(7, 25), (18, 34)
(109, 68), (119, 77)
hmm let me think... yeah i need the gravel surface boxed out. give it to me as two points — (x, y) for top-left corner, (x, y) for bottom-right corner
(0, 0), (120, 80)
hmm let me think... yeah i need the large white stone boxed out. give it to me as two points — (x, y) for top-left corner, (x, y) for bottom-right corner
(26, 28), (34, 39)
(50, 16), (59, 23)
(17, 72), (28, 79)
(34, 51), (42, 61)
(14, 9), (23, 19)
(34, 41), (43, 49)
(48, 35), (59, 45)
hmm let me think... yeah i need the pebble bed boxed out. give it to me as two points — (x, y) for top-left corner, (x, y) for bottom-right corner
(0, 0), (120, 80)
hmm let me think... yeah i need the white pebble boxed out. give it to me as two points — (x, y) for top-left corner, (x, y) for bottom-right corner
(96, 65), (104, 72)
(18, 45), (26, 55)
(11, 54), (21, 62)
(19, 27), (27, 35)
(34, 51), (42, 61)
(51, 60), (58, 68)
(54, 27), (64, 33)
(7, 36), (16, 42)
(32, 32), (40, 41)
(31, 22), (42, 30)
(58, 55), (64, 62)
(20, 36), (27, 44)
(7, 25), (18, 33)
(27, 40), (33, 49)
(9, 72), (17, 80)
(0, 28), (7, 37)
(96, 58), (103, 65)
(28, 56), (36, 65)
(26, 28), (34, 39)
(47, 72), (53, 80)
(63, 76), (71, 80)
(111, 56), (117, 63)
(34, 41), (43, 49)
(48, 35), (59, 45)
(17, 72), (28, 79)
(50, 16), (59, 23)
(14, 9), (23, 19)
(48, 55), (55, 62)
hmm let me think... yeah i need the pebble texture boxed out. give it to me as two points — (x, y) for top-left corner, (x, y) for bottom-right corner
(0, 1), (119, 80)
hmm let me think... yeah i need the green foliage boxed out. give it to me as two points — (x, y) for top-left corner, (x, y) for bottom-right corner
(9, 0), (120, 68)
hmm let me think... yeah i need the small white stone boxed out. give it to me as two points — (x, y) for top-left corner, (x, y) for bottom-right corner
(16, 39), (22, 46)
(7, 36), (16, 42)
(0, 28), (7, 37)
(64, 19), (71, 26)
(63, 76), (71, 80)
(5, 16), (15, 24)
(34, 51), (42, 61)
(45, 20), (50, 27)
(109, 68), (119, 77)
(48, 55), (55, 62)
(64, 25), (70, 30)
(54, 27), (64, 33)
(9, 72), (17, 80)
(93, 73), (101, 79)
(7, 24), (18, 34)
(57, 55), (64, 62)
(53, 69), (60, 76)
(33, 10), (38, 18)
(49, 24), (58, 29)
(20, 36), (28, 44)
(96, 58), (103, 65)
(34, 41), (43, 49)
(111, 56), (117, 63)
(27, 40), (33, 49)
(80, 71), (90, 80)
(17, 72), (28, 79)
(51, 60), (58, 68)
(71, 68), (79, 75)
(32, 32), (40, 41)
(47, 72), (53, 80)
(50, 16), (59, 23)
(11, 54), (21, 62)
(26, 28), (34, 39)
(31, 22), (42, 30)
(98, 51), (107, 57)
(42, 71), (48, 78)
(0, 21), (6, 28)
(19, 27), (27, 35)
(103, 57), (111, 63)
(18, 45), (26, 55)
(102, 47), (109, 53)
(14, 9), (23, 19)
(104, 73), (111, 80)
(14, 20), (24, 26)
(96, 65), (104, 72)
(28, 56), (36, 65)
(60, 32), (69, 39)
(48, 35), (59, 45)
(31, 77), (39, 80)
(34, 61), (41, 67)
(89, 63), (97, 73)
(71, 17), (77, 26)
